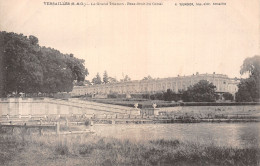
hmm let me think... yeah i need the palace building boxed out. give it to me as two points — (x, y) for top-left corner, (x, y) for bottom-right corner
(71, 73), (240, 97)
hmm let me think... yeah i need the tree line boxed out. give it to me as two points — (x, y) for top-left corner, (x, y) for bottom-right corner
(75, 71), (132, 86)
(78, 73), (155, 86)
(0, 31), (88, 97)
(235, 55), (260, 102)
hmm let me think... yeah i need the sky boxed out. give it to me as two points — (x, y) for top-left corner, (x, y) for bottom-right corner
(0, 0), (259, 81)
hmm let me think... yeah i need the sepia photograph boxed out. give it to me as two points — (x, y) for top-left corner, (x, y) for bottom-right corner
(0, 0), (259, 165)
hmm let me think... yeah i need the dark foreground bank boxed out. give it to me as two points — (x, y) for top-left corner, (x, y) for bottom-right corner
(0, 133), (259, 166)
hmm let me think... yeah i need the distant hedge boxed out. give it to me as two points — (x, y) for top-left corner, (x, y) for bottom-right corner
(142, 102), (260, 108)
(178, 102), (260, 107)
(92, 100), (135, 108)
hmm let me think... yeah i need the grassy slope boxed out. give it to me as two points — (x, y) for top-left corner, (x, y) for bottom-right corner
(0, 134), (259, 166)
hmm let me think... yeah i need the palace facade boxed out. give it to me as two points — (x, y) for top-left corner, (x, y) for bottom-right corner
(71, 73), (240, 96)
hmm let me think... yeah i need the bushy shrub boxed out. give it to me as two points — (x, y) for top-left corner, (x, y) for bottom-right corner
(55, 144), (69, 155)
(85, 120), (90, 126)
(223, 92), (234, 101)
(108, 93), (117, 98)
(181, 80), (216, 102)
(131, 94), (145, 99)
(150, 92), (164, 100)
(142, 94), (150, 99)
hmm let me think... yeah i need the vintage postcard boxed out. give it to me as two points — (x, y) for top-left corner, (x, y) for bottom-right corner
(0, 0), (259, 165)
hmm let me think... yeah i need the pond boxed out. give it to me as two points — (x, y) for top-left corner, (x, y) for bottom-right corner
(90, 122), (260, 148)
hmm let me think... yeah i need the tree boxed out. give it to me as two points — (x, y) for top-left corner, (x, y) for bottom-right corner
(236, 55), (260, 102)
(84, 80), (92, 85)
(181, 89), (193, 102)
(240, 55), (260, 76)
(150, 92), (164, 100)
(108, 77), (118, 83)
(39, 48), (88, 93)
(181, 80), (216, 102)
(235, 78), (255, 102)
(92, 73), (102, 85)
(142, 75), (153, 80)
(0, 32), (5, 96)
(120, 75), (131, 82)
(3, 32), (43, 94)
(103, 71), (109, 84)
(163, 89), (179, 101)
(223, 92), (234, 101)
(74, 81), (85, 86)
(0, 31), (88, 96)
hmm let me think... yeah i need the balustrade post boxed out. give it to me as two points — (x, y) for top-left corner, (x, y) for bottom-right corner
(65, 117), (69, 127)
(39, 127), (43, 136)
(56, 122), (60, 135)
(90, 121), (94, 126)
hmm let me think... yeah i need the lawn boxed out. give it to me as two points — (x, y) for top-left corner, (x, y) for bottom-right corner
(0, 132), (259, 166)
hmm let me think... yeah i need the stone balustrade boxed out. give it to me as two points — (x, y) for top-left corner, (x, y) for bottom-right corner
(0, 98), (134, 119)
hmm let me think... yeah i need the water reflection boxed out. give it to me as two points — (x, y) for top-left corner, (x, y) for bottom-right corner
(91, 122), (260, 148)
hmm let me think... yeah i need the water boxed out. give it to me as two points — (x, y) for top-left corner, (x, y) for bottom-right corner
(91, 122), (260, 148)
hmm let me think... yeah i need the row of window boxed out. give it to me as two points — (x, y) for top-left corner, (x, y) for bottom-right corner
(73, 81), (235, 95)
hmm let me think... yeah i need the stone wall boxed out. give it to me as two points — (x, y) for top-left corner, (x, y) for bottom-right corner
(0, 98), (134, 118)
(2, 98), (258, 118)
(0, 98), (84, 117)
